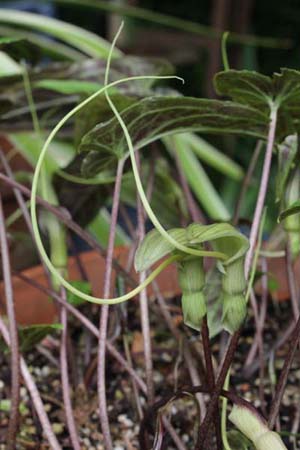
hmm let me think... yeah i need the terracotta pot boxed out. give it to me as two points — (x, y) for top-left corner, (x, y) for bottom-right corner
(0, 247), (181, 325)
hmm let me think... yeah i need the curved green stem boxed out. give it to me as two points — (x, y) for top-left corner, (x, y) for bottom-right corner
(222, 31), (230, 71)
(221, 370), (232, 450)
(103, 26), (227, 261)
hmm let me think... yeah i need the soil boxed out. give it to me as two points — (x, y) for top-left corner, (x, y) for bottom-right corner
(0, 292), (299, 449)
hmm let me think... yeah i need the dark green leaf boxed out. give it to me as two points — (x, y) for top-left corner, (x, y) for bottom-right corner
(215, 68), (300, 140)
(79, 96), (268, 177)
(120, 158), (188, 228)
(214, 70), (273, 109)
(18, 324), (63, 353)
(34, 79), (105, 96)
(53, 154), (109, 227)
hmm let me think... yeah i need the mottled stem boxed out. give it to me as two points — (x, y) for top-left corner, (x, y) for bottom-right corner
(97, 159), (125, 450)
(136, 152), (154, 404)
(60, 289), (81, 450)
(245, 106), (278, 277)
(0, 193), (20, 448)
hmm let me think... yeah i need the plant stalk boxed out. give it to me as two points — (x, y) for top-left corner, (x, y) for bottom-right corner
(245, 106), (278, 278)
(268, 275), (300, 429)
(60, 289), (81, 450)
(196, 330), (241, 447)
(97, 158), (125, 450)
(0, 193), (20, 449)
(201, 316), (222, 449)
(136, 152), (155, 404)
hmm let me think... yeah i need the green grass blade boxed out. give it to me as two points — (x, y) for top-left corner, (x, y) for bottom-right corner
(183, 133), (244, 181)
(0, 25), (84, 61)
(165, 135), (230, 221)
(0, 9), (121, 59)
(88, 208), (131, 248)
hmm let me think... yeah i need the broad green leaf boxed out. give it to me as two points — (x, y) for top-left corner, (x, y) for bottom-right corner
(18, 324), (63, 352)
(74, 93), (138, 145)
(278, 199), (300, 222)
(79, 96), (268, 177)
(0, 9), (121, 59)
(0, 56), (171, 130)
(215, 68), (300, 140)
(67, 280), (92, 306)
(214, 70), (273, 109)
(34, 79), (106, 96)
(8, 133), (75, 176)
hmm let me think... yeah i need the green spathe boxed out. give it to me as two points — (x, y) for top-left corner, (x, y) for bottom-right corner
(229, 404), (287, 450)
(222, 293), (247, 334)
(255, 431), (287, 450)
(178, 258), (206, 330)
(135, 223), (249, 333)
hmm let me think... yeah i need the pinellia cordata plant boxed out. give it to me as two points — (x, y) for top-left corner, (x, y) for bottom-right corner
(135, 223), (249, 334)
(21, 20), (300, 450)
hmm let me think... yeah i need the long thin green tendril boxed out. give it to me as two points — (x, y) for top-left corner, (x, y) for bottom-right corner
(30, 55), (187, 303)
(221, 370), (232, 450)
(30, 23), (226, 305)
(103, 23), (227, 261)
(222, 31), (230, 71)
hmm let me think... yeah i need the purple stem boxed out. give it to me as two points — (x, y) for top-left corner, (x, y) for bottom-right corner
(196, 330), (241, 447)
(59, 288), (81, 450)
(97, 159), (125, 450)
(0, 316), (61, 450)
(201, 316), (222, 449)
(152, 281), (207, 417)
(136, 152), (154, 404)
(0, 193), (20, 448)
(245, 106), (278, 278)
(268, 312), (300, 429)
(233, 140), (263, 225)
(268, 243), (300, 429)
(174, 150), (205, 223)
